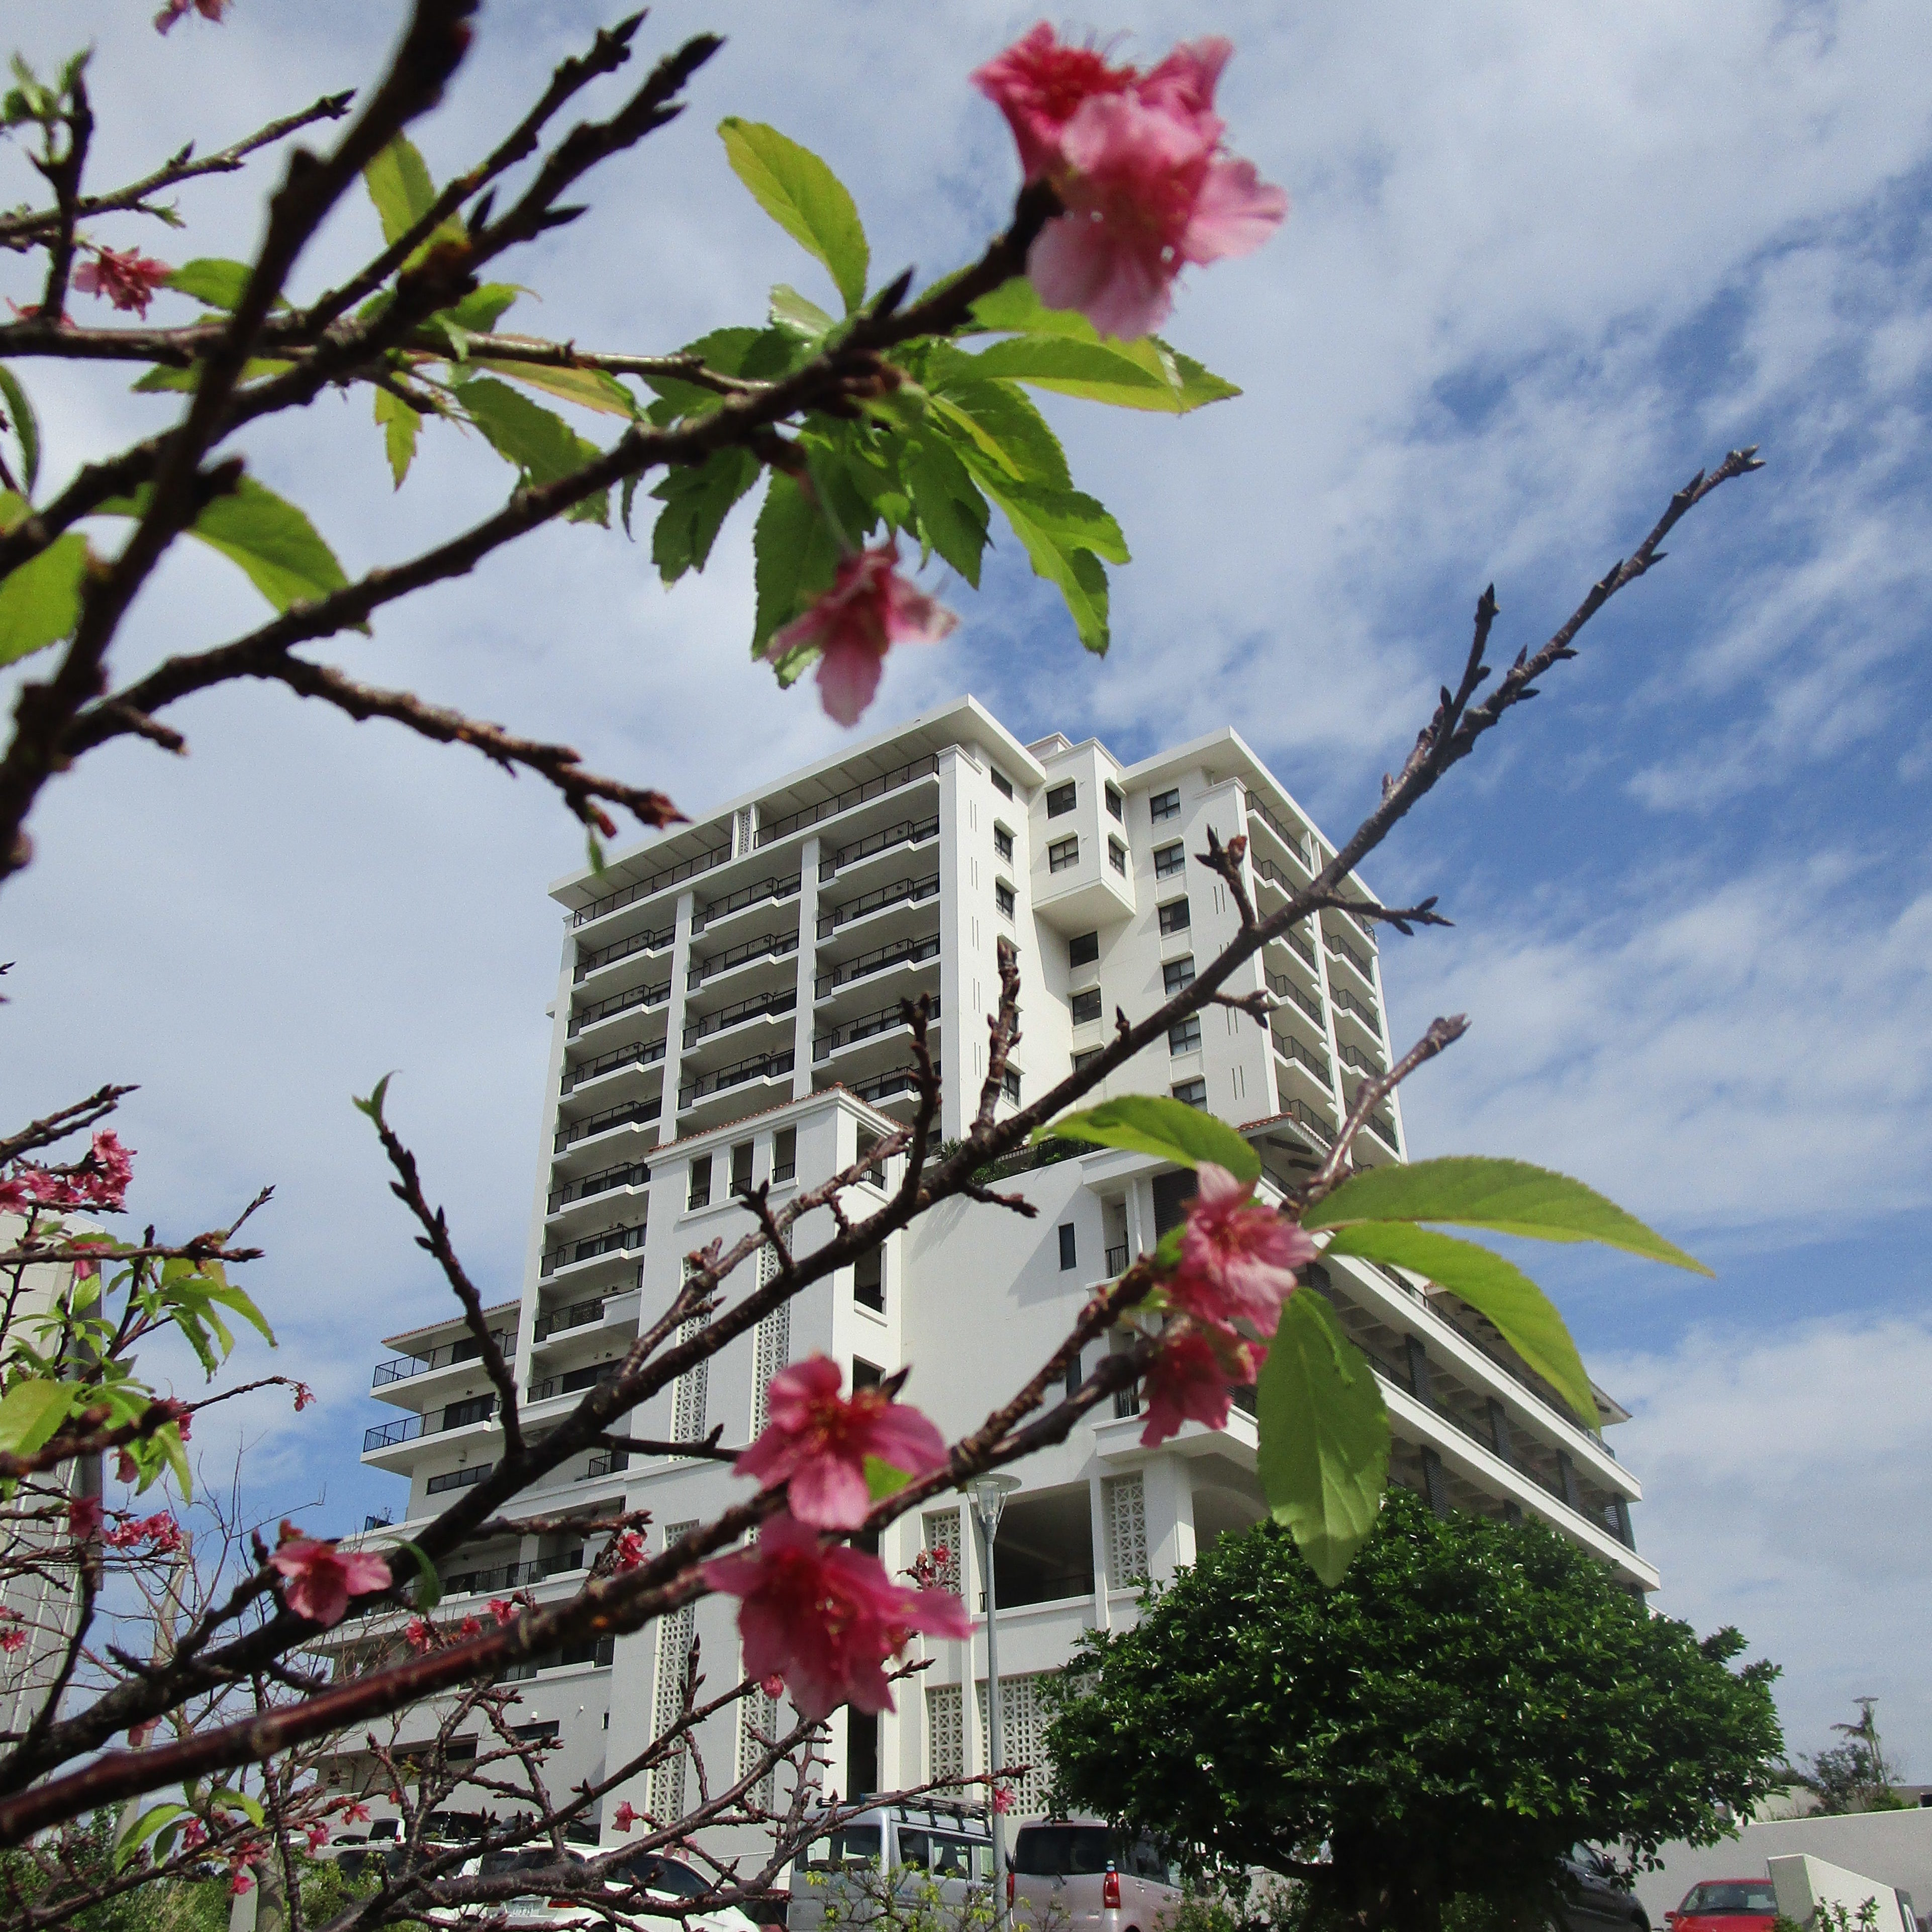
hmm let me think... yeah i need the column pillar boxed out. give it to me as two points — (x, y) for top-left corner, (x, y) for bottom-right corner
(795, 836), (820, 1099)
(662, 890), (697, 1134)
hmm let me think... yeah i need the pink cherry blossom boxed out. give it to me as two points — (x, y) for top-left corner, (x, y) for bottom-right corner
(609, 1527), (647, 1571)
(488, 1597), (519, 1627)
(971, 26), (1136, 179)
(115, 1448), (138, 1485)
(459, 1615), (482, 1637)
(612, 1801), (640, 1832)
(734, 1354), (947, 1530)
(68, 1496), (104, 1541)
(703, 1511), (970, 1722)
(306, 1823), (331, 1853)
(763, 540), (956, 729)
(292, 1382), (315, 1411)
(180, 1818), (208, 1850)
(1139, 1321), (1262, 1448)
(73, 248), (173, 319)
(86, 1130), (135, 1209)
(991, 1782), (1015, 1814)
(154, 0), (229, 34)
(0, 1177), (28, 1215)
(760, 1672), (785, 1700)
(267, 1526), (391, 1628)
(0, 1628), (26, 1657)
(342, 1803), (371, 1827)
(404, 1618), (434, 1654)
(228, 1871), (253, 1898)
(1169, 1162), (1315, 1337)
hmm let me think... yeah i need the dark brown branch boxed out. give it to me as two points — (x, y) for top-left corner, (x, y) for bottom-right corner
(0, 1084), (134, 1166)
(35, 75), (93, 321)
(1305, 1015), (1470, 1196)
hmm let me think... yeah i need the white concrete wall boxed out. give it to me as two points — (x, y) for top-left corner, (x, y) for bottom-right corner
(1634, 1812), (1932, 1927)
(1770, 1853), (1915, 1932)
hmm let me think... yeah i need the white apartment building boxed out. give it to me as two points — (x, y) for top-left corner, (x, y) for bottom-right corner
(340, 696), (1654, 1853)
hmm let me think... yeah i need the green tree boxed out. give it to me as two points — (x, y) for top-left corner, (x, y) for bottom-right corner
(1044, 1492), (1784, 1932)
(1799, 1699), (1909, 1814)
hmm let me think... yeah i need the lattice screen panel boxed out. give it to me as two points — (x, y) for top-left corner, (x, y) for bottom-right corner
(647, 1520), (699, 1820)
(1104, 1473), (1148, 1587)
(749, 1246), (789, 1438)
(672, 1315), (709, 1442)
(926, 1682), (964, 1787)
(976, 1672), (1051, 1815)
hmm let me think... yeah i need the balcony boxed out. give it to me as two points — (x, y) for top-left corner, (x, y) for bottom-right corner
(1339, 1040), (1386, 1077)
(363, 1395), (494, 1455)
(1331, 983), (1382, 1034)
(574, 923), (672, 984)
(372, 1329), (515, 1389)
(554, 1098), (660, 1153)
(533, 1294), (608, 1342)
(754, 753), (939, 847)
(1248, 802), (1314, 872)
(561, 1035), (664, 1094)
(815, 930), (940, 999)
(581, 1448), (630, 1481)
(571, 844), (728, 930)
(528, 1361), (620, 1401)
(688, 926), (797, 992)
(684, 985), (796, 1050)
(548, 1160), (648, 1215)
(817, 871), (938, 939)
(1273, 1029), (1334, 1088)
(679, 1047), (795, 1110)
(695, 871), (800, 934)
(848, 1062), (928, 1107)
(821, 814), (939, 881)
(539, 1222), (644, 1281)
(1267, 921), (1317, 971)
(1275, 1096), (1335, 1148)
(568, 978), (669, 1039)
(814, 993), (939, 1061)
(1326, 929), (1376, 984)
(444, 1550), (586, 1596)
(1267, 971), (1324, 1027)
(1105, 1242), (1128, 1275)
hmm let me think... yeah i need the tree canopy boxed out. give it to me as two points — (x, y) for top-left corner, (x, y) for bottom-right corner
(1044, 1491), (1784, 1932)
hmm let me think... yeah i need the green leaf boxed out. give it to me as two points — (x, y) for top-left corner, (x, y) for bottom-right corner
(750, 471), (840, 656)
(0, 362), (42, 496)
(372, 386), (420, 489)
(164, 258), (252, 311)
(458, 377), (608, 526)
(863, 1455), (915, 1502)
(718, 118), (870, 315)
(1256, 1290), (1391, 1585)
(769, 282), (836, 343)
(0, 533), (88, 666)
(209, 1787), (264, 1827)
(0, 1378), (73, 1457)
(471, 355), (637, 419)
(353, 1073), (395, 1126)
(1321, 1222), (1598, 1430)
(363, 134), (437, 246)
(926, 377), (1071, 487)
(115, 1802), (187, 1871)
(976, 473), (1116, 652)
(957, 336), (1175, 408)
(155, 1420), (190, 1502)
(436, 283), (522, 336)
(649, 447), (759, 586)
(390, 1536), (438, 1611)
(131, 353), (293, 395)
(905, 440), (989, 588)
(1039, 1095), (1260, 1185)
(1302, 1156), (1711, 1274)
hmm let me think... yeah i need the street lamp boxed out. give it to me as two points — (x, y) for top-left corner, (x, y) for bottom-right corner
(966, 1472), (1022, 1927)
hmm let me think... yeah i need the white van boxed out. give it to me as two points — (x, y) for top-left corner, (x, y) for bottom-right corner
(1008, 1819), (1183, 1932)
(787, 1802), (995, 1931)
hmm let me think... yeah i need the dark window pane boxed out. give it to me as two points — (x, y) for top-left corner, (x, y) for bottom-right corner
(1158, 898), (1191, 935)
(1071, 988), (1102, 1025)
(1058, 1223), (1077, 1271)
(1046, 782), (1078, 817)
(1069, 931), (1099, 967)
(1149, 788), (1180, 824)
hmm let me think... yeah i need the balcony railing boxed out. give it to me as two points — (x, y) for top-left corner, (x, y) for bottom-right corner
(814, 993), (938, 1061)
(561, 1035), (665, 1094)
(554, 1098), (659, 1153)
(574, 923), (672, 983)
(1338, 1041), (1384, 1075)
(1265, 921), (1317, 971)
(754, 754), (939, 847)
(1276, 1096), (1335, 1147)
(815, 930), (940, 998)
(1326, 930), (1375, 980)
(1266, 971), (1325, 1026)
(444, 1550), (586, 1596)
(527, 1361), (620, 1400)
(581, 1448), (630, 1481)
(1273, 1030), (1334, 1086)
(539, 1219), (644, 1280)
(549, 1160), (648, 1214)
(818, 871), (939, 938)
(821, 815), (938, 881)
(568, 978), (670, 1039)
(533, 1295), (607, 1341)
(1248, 801), (1314, 871)
(1104, 1242), (1129, 1275)
(849, 1062), (927, 1106)
(572, 844), (729, 929)
(372, 1329), (514, 1387)
(1331, 983), (1382, 1032)
(695, 872), (799, 933)
(1356, 1110), (1399, 1152)
(363, 1395), (495, 1454)
(679, 1047), (795, 1109)
(1252, 856), (1301, 895)
(500, 1633), (615, 1679)
(684, 985), (796, 1049)
(688, 927), (797, 991)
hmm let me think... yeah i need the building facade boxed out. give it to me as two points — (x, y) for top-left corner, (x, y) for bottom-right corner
(343, 696), (1654, 1850)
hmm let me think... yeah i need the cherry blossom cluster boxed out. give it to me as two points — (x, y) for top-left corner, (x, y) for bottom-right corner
(103, 1509), (184, 1554)
(267, 1521), (391, 1627)
(72, 246), (174, 319)
(0, 1129), (136, 1216)
(0, 1606), (25, 1656)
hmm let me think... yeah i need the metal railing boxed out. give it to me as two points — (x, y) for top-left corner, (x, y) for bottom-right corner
(444, 1551), (586, 1597)
(1252, 856), (1301, 896)
(572, 845), (728, 928)
(561, 1036), (664, 1093)
(1265, 921), (1317, 970)
(1105, 1242), (1128, 1275)
(1331, 983), (1382, 1031)
(754, 754), (939, 847)
(372, 1330), (514, 1387)
(1357, 1111), (1399, 1152)
(568, 978), (669, 1038)
(539, 1219), (644, 1279)
(688, 927), (797, 990)
(814, 993), (938, 1061)
(1338, 1041), (1384, 1075)
(815, 929), (940, 997)
(363, 1396), (495, 1454)
(684, 985), (796, 1048)
(1326, 929), (1375, 979)
(818, 872), (938, 938)
(533, 1295), (607, 1341)
(850, 1063), (925, 1105)
(1276, 1096), (1335, 1147)
(549, 1161), (648, 1214)
(554, 1098), (659, 1152)
(527, 1361), (619, 1401)
(574, 924), (672, 983)
(1248, 801), (1314, 871)
(679, 1048), (794, 1109)
(822, 815), (938, 880)
(581, 1450), (629, 1481)
(1273, 1030), (1334, 1086)
(1267, 972), (1325, 1026)
(500, 1633), (614, 1679)
(696, 872), (799, 932)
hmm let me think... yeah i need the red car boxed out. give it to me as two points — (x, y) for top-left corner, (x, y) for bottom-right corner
(1667, 1879), (1780, 1932)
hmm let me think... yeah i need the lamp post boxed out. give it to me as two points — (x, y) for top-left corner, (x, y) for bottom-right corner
(967, 1473), (1022, 1928)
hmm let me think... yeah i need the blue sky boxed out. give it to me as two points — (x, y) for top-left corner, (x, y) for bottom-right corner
(5, 2), (1930, 1775)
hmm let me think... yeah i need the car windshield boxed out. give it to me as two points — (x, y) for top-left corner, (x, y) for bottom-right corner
(1686, 1885), (1778, 1914)
(806, 1826), (882, 1872)
(621, 1855), (710, 1897)
(1012, 1827), (1120, 1877)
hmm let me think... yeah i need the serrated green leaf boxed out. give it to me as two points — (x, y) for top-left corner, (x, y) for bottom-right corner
(131, 353), (293, 395)
(459, 377), (608, 526)
(1256, 1289), (1390, 1585)
(0, 362), (41, 496)
(751, 471), (840, 655)
(200, 1276), (276, 1349)
(156, 1420), (190, 1502)
(372, 386), (419, 488)
(1322, 1221), (1598, 1429)
(1302, 1156), (1711, 1274)
(363, 134), (437, 246)
(1039, 1095), (1260, 1184)
(649, 447), (759, 586)
(926, 377), (1071, 488)
(718, 118), (869, 315)
(471, 356), (637, 419)
(0, 532), (88, 666)
(976, 472), (1114, 652)
(905, 440), (988, 587)
(436, 283), (522, 336)
(956, 336), (1173, 405)
(863, 1454), (914, 1501)
(115, 1801), (187, 1870)
(209, 1787), (264, 1827)
(769, 282), (835, 342)
(164, 258), (252, 311)
(0, 1378), (73, 1457)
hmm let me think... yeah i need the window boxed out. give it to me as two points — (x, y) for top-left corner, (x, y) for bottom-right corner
(995, 880), (1015, 919)
(991, 766), (1014, 800)
(1169, 1016), (1201, 1055)
(1065, 1345), (1084, 1397)
(1105, 784), (1124, 822)
(994, 824), (1014, 861)
(1149, 787), (1180, 824)
(729, 1140), (752, 1198)
(1046, 781), (1077, 818)
(1072, 1047), (1102, 1073)
(687, 1155), (712, 1210)
(1047, 835), (1079, 874)
(853, 1247), (885, 1313)
(1108, 837), (1127, 876)
(1164, 955), (1195, 995)
(1172, 1078), (1207, 1109)
(443, 1395), (495, 1430)
(1068, 931), (1099, 968)
(1070, 988), (1103, 1026)
(1058, 1223), (1077, 1271)
(1154, 840), (1185, 880)
(852, 1358), (883, 1391)
(427, 1463), (492, 1495)
(1158, 897), (1192, 935)
(1002, 1067), (1022, 1104)
(772, 1125), (796, 1184)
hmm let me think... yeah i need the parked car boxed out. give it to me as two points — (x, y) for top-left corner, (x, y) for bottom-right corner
(786, 1801), (994, 1931)
(1665, 1879), (1779, 1932)
(1557, 1852), (1651, 1932)
(1008, 1818), (1182, 1932)
(452, 1846), (761, 1931)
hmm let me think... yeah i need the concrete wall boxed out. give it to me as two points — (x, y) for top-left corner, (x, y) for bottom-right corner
(1634, 1812), (1932, 1926)
(1770, 1853), (1914, 1932)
